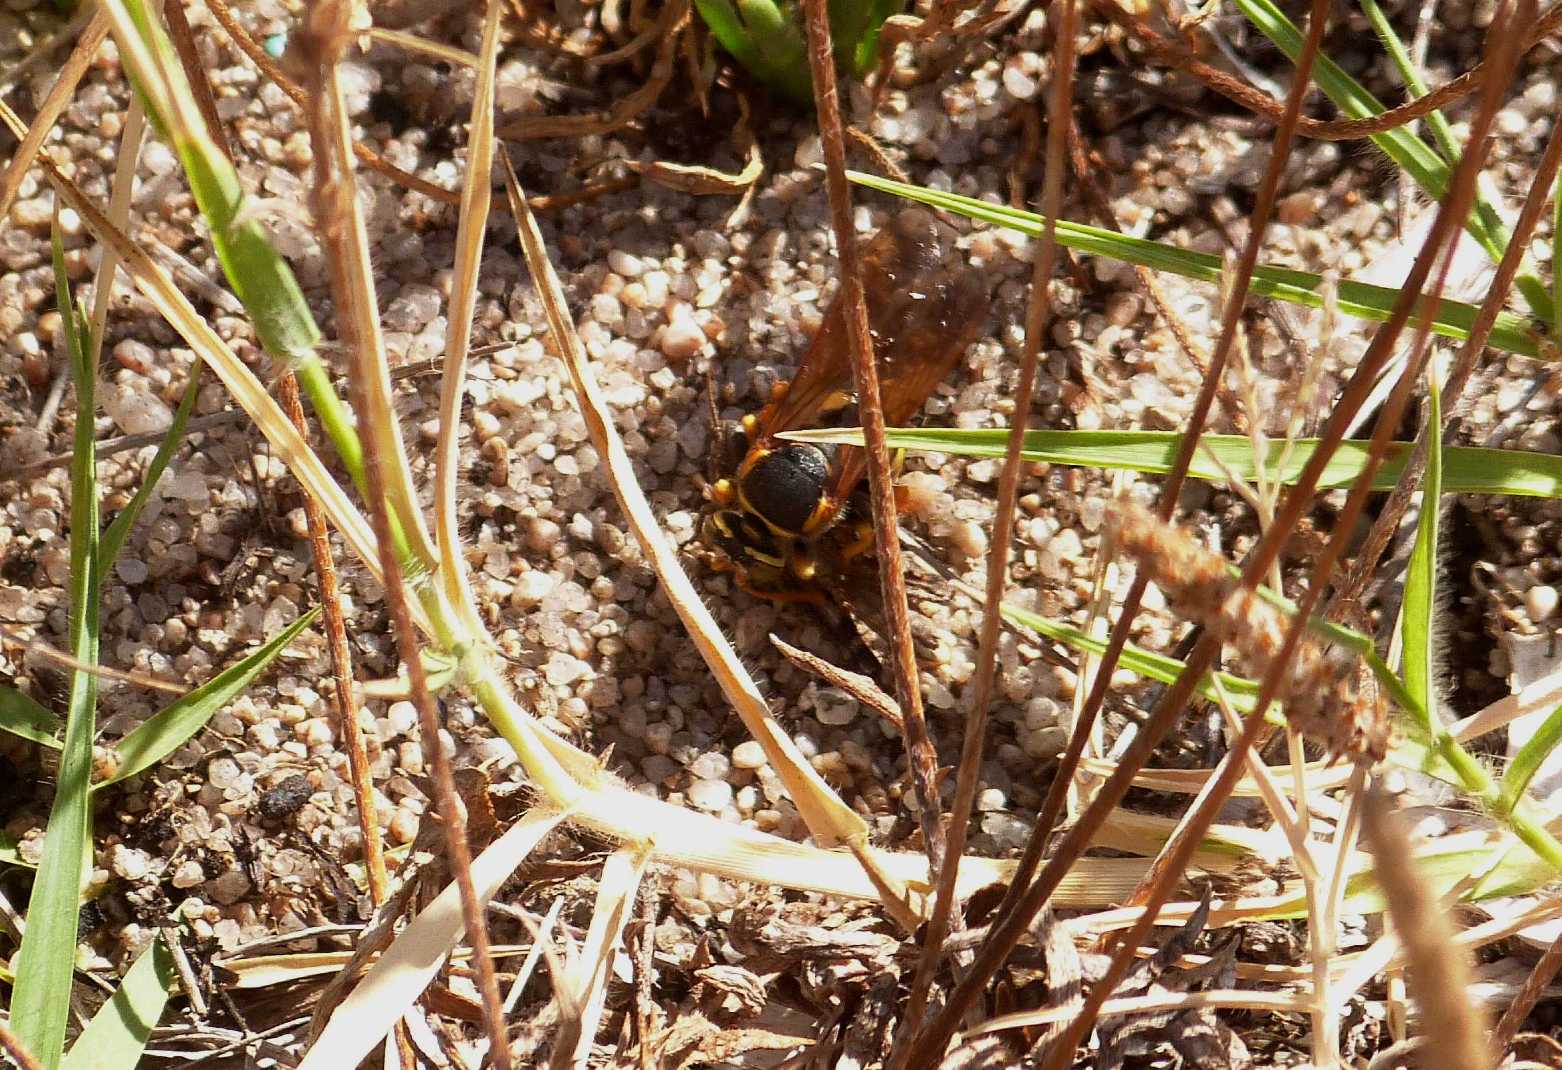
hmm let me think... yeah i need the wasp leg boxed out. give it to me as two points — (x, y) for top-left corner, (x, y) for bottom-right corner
(736, 573), (827, 605)
(838, 519), (875, 563)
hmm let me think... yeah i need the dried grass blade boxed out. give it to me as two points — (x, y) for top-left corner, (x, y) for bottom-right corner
(433, 0), (503, 627)
(552, 847), (651, 1070)
(298, 808), (567, 1070)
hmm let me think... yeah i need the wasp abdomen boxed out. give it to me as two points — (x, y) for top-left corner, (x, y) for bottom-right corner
(739, 443), (833, 536)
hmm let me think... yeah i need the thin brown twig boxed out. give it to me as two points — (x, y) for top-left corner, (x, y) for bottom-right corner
(294, 7), (511, 1069)
(800, 0), (948, 890)
(0, 11), (110, 225)
(1098, 0), (1562, 142)
(276, 374), (391, 905)
(897, 2), (1078, 1056)
(0, 1020), (46, 1070)
(1492, 929), (1562, 1053)
(163, 0), (230, 164)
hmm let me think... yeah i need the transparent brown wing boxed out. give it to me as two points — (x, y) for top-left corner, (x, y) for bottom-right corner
(752, 206), (990, 510)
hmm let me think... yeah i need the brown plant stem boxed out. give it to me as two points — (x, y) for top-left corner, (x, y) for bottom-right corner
(294, 6), (512, 1068)
(896, 0), (1079, 1055)
(0, 1020), (45, 1070)
(1096, 0), (1562, 143)
(800, 0), (948, 887)
(276, 373), (390, 906)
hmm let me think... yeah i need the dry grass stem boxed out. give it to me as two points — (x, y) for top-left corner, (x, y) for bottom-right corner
(1362, 787), (1494, 1070)
(904, 0), (1078, 1046)
(0, 12), (110, 225)
(802, 0), (946, 909)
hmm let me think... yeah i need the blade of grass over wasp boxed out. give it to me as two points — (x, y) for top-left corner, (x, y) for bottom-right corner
(784, 427), (1562, 498)
(97, 610), (321, 789)
(846, 172), (1542, 358)
(11, 227), (104, 1070)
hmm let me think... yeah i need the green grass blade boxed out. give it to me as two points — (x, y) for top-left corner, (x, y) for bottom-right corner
(110, 0), (319, 364)
(12, 226), (104, 1070)
(1499, 698), (1562, 813)
(99, 365), (202, 571)
(0, 687), (62, 750)
(1401, 376), (1443, 730)
(694, 0), (812, 102)
(847, 172), (1542, 358)
(991, 599), (1278, 722)
(98, 608), (319, 789)
(1360, 0), (1457, 164)
(1554, 168), (1562, 333)
(60, 937), (173, 1070)
(102, 0), (372, 502)
(786, 427), (1562, 499)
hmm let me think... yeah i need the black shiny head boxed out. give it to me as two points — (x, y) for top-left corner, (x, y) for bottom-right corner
(737, 442), (832, 537)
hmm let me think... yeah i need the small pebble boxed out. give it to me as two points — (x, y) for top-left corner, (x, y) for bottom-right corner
(1526, 584), (1558, 624)
(688, 778), (733, 812)
(660, 303), (704, 361)
(812, 687), (859, 726)
(731, 741), (768, 769)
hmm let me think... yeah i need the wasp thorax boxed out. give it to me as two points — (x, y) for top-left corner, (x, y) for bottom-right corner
(738, 442), (834, 536)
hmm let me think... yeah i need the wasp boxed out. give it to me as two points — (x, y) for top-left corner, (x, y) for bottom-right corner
(703, 207), (991, 602)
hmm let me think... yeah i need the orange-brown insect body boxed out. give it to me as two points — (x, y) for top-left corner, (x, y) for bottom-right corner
(705, 207), (991, 600)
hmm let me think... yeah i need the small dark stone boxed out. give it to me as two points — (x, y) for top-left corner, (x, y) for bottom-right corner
(78, 897), (108, 933)
(255, 774), (312, 821)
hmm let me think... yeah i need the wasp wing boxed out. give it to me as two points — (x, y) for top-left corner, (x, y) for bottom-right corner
(753, 207), (985, 447)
